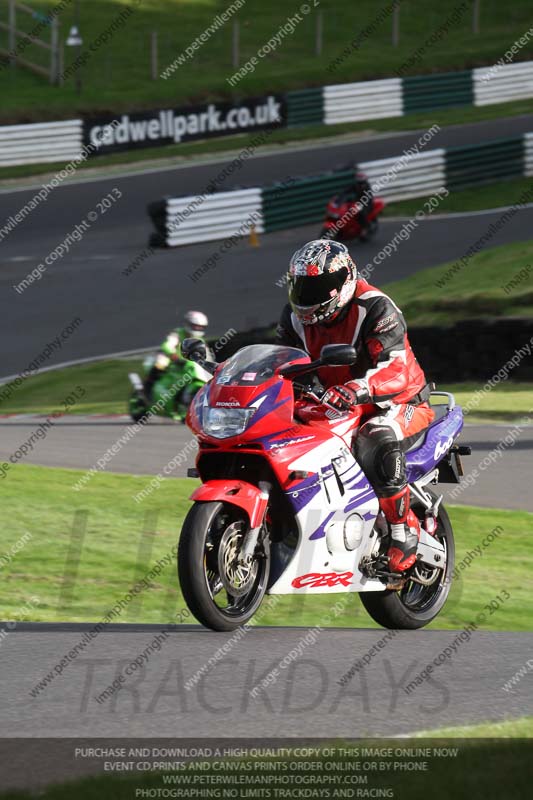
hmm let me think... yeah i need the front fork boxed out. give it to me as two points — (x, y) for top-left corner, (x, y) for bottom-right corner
(237, 482), (271, 566)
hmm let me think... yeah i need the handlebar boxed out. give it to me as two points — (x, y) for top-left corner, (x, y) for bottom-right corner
(295, 386), (353, 418)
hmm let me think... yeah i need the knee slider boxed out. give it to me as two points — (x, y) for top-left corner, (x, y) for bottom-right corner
(354, 426), (405, 493)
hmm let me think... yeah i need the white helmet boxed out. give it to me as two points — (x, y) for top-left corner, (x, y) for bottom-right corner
(184, 310), (208, 336)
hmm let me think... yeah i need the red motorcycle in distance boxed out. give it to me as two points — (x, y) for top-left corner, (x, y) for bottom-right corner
(320, 191), (385, 242)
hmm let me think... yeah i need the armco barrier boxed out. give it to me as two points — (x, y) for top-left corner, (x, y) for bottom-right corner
(0, 120), (83, 167)
(360, 150), (446, 202)
(262, 151), (446, 234)
(286, 88), (324, 127)
(403, 70), (473, 113)
(2, 60), (533, 169)
(525, 132), (533, 177)
(324, 78), (403, 125)
(473, 61), (533, 107)
(155, 131), (532, 246)
(445, 136), (524, 191)
(165, 188), (264, 247)
(262, 170), (353, 232)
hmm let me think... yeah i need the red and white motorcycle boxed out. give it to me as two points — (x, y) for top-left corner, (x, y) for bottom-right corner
(178, 342), (469, 632)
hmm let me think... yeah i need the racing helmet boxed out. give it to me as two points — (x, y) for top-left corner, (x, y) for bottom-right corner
(287, 240), (357, 326)
(183, 310), (208, 337)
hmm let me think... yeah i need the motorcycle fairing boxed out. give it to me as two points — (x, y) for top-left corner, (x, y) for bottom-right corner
(405, 407), (464, 483)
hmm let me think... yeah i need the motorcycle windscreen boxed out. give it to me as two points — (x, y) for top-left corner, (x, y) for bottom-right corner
(214, 344), (309, 387)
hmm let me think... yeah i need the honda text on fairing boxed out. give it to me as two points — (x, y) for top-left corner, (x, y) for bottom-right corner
(177, 341), (470, 632)
(320, 192), (385, 242)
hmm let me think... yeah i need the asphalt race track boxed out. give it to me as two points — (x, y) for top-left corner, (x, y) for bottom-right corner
(1, 624), (532, 739)
(1, 120), (532, 748)
(0, 416), (531, 511)
(1, 114), (533, 376)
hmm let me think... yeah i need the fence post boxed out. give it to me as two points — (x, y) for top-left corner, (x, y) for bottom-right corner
(315, 10), (323, 56)
(472, 0), (480, 34)
(151, 31), (158, 80)
(58, 38), (64, 86)
(392, 2), (400, 47)
(8, 0), (16, 67)
(232, 20), (239, 68)
(50, 17), (59, 84)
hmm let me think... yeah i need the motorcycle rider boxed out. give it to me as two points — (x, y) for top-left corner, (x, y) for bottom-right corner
(276, 239), (434, 574)
(143, 310), (209, 401)
(343, 168), (373, 236)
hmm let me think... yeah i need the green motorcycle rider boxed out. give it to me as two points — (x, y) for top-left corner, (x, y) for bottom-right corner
(128, 310), (212, 423)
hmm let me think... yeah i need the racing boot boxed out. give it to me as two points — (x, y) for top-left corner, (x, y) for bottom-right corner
(379, 487), (420, 573)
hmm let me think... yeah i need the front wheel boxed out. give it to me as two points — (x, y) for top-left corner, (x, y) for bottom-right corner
(178, 501), (270, 631)
(359, 492), (455, 629)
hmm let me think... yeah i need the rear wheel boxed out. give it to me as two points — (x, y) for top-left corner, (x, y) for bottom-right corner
(360, 491), (454, 629)
(178, 501), (270, 631)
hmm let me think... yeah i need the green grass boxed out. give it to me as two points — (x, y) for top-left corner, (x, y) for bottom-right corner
(414, 717), (533, 738)
(1, 464), (532, 629)
(1, 0), (532, 121)
(388, 176), (533, 217)
(383, 239), (533, 325)
(2, 354), (533, 423)
(0, 358), (144, 416)
(447, 382), (533, 422)
(3, 355), (533, 422)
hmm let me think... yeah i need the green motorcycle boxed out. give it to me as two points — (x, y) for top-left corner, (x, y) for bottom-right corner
(128, 352), (212, 423)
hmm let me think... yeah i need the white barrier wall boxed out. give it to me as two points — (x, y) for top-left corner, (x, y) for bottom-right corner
(324, 78), (403, 125)
(524, 132), (533, 177)
(360, 149), (447, 202)
(166, 188), (264, 247)
(0, 120), (83, 167)
(473, 60), (533, 106)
